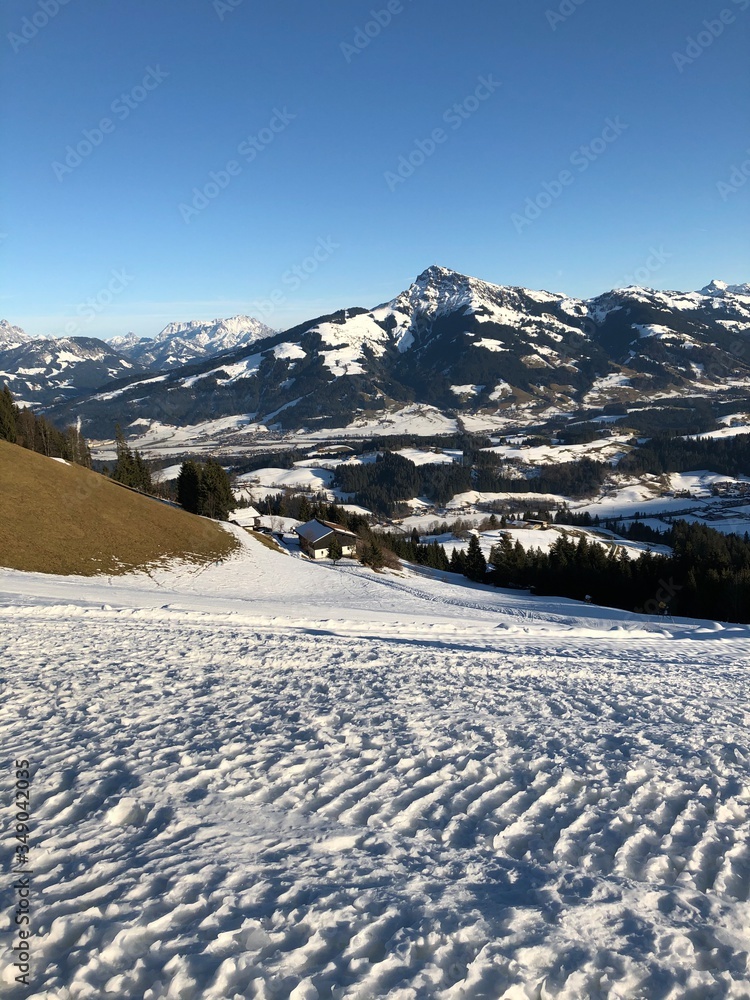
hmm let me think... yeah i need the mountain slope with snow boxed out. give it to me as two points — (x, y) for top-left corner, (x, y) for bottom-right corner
(1, 532), (749, 997)
(0, 319), (31, 351)
(0, 336), (148, 406)
(110, 315), (277, 370)
(48, 267), (750, 440)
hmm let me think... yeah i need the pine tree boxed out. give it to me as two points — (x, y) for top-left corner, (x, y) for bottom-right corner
(132, 450), (153, 492)
(489, 533), (514, 584)
(465, 534), (488, 582)
(298, 495), (312, 522)
(450, 549), (466, 574)
(198, 459), (234, 520)
(360, 538), (384, 570)
(112, 425), (136, 486)
(0, 386), (17, 442)
(177, 461), (202, 513)
(328, 536), (343, 563)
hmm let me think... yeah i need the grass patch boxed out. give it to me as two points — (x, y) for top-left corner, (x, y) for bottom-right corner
(0, 440), (239, 576)
(243, 529), (286, 554)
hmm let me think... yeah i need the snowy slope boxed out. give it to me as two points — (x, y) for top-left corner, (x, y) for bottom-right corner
(2, 530), (750, 998)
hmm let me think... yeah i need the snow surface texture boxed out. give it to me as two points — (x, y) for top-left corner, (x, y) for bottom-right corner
(2, 529), (750, 998)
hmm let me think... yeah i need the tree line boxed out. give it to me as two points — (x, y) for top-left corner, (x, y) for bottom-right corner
(485, 520), (750, 623)
(0, 385), (91, 466)
(109, 425), (153, 491)
(176, 460), (235, 520)
(332, 449), (610, 516)
(618, 432), (750, 478)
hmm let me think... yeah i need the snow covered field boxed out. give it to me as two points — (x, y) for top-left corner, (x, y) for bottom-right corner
(2, 529), (750, 998)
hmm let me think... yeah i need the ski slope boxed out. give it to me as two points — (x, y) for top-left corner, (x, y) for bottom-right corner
(1, 528), (750, 998)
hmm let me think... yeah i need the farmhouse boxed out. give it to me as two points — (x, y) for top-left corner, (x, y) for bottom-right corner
(295, 518), (358, 560)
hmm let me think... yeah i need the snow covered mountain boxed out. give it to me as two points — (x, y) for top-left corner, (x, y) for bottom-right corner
(0, 318), (32, 351)
(0, 316), (276, 407)
(0, 336), (148, 406)
(39, 267), (750, 437)
(110, 315), (276, 370)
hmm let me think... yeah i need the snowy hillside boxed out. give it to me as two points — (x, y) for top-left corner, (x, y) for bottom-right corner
(110, 315), (277, 370)
(2, 529), (749, 997)
(0, 336), (147, 406)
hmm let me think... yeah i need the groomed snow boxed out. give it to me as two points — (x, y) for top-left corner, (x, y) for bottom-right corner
(2, 528), (750, 997)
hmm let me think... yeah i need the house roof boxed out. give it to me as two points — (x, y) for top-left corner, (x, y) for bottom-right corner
(295, 518), (358, 544)
(317, 518), (358, 538)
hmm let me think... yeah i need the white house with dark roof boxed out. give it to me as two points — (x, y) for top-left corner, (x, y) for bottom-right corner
(294, 518), (358, 560)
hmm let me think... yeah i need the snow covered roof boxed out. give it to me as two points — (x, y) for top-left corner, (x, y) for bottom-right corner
(295, 518), (358, 544)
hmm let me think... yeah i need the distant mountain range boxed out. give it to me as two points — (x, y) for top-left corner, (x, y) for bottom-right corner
(109, 315), (275, 370)
(4, 268), (750, 439)
(0, 315), (276, 406)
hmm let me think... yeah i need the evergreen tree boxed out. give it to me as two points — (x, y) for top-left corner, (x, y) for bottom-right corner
(450, 548), (467, 574)
(112, 425), (135, 485)
(489, 534), (515, 585)
(112, 426), (152, 491)
(328, 536), (343, 563)
(360, 537), (384, 570)
(197, 459), (234, 520)
(132, 450), (153, 492)
(464, 534), (488, 582)
(0, 386), (17, 442)
(177, 461), (202, 513)
(0, 386), (90, 465)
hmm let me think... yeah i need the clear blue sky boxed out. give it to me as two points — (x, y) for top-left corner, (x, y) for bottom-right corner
(2, 0), (748, 338)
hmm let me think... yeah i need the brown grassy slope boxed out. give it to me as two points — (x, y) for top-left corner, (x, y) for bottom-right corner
(0, 440), (238, 575)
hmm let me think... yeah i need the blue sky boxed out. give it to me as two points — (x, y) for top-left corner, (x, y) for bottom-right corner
(2, 0), (748, 338)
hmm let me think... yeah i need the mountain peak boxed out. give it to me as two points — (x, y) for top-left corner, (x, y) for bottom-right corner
(415, 264), (461, 283)
(701, 279), (729, 294)
(0, 319), (32, 351)
(699, 279), (750, 297)
(110, 314), (277, 371)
